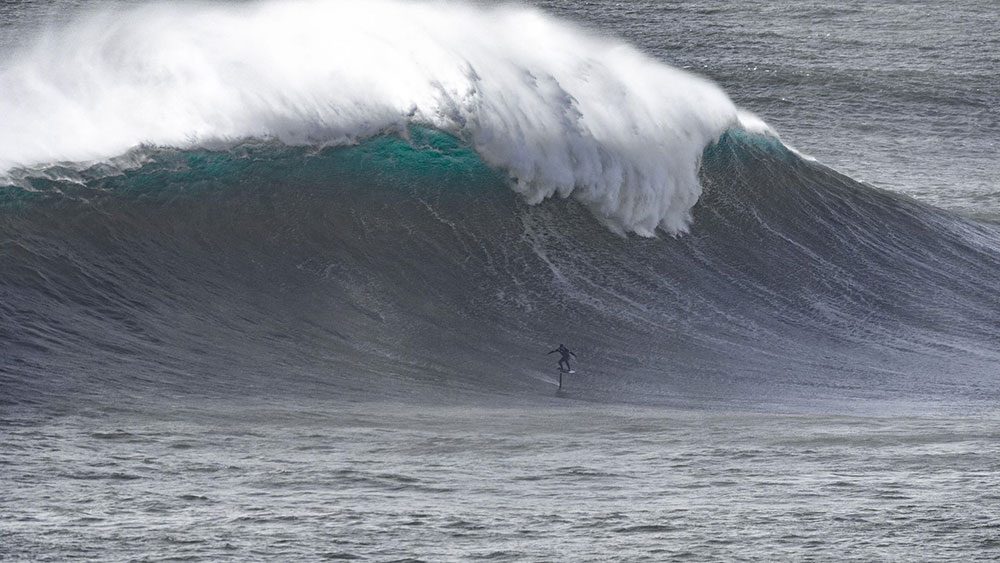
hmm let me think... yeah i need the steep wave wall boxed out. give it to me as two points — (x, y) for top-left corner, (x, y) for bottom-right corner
(4, 130), (1000, 410)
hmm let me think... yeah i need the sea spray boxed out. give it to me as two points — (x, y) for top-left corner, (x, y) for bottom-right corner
(0, 0), (743, 235)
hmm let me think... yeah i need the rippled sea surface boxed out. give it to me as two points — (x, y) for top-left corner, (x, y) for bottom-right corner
(4, 404), (1000, 561)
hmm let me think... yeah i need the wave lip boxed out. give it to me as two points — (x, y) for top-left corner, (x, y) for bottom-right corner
(0, 0), (741, 235)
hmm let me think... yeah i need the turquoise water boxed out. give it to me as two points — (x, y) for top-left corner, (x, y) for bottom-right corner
(2, 127), (498, 201)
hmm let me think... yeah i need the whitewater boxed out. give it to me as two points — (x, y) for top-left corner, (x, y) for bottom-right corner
(3, 0), (1000, 560)
(0, 0), (770, 235)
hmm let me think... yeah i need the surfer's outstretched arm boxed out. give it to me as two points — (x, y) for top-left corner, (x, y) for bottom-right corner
(547, 349), (559, 354)
(570, 351), (577, 357)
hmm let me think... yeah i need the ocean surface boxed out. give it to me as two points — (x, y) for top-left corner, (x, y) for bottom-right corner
(6, 404), (1000, 561)
(2, 0), (999, 560)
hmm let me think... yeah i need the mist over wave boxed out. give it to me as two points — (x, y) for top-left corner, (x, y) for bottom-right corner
(0, 0), (755, 235)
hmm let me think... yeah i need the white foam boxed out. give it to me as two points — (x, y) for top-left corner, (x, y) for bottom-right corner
(736, 110), (814, 161)
(0, 0), (747, 235)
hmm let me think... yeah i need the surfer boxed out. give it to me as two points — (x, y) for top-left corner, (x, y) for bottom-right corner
(548, 344), (576, 372)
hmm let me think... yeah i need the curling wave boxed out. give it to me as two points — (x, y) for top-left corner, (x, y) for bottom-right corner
(0, 0), (755, 235)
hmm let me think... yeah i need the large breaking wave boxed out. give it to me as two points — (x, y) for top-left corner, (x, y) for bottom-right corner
(2, 1), (1000, 412)
(0, 0), (759, 235)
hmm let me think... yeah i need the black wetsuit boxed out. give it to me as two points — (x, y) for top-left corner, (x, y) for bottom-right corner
(548, 345), (576, 371)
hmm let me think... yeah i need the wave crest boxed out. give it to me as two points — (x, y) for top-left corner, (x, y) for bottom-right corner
(0, 0), (743, 234)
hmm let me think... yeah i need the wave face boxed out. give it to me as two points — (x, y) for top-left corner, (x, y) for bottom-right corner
(4, 129), (1000, 411)
(3, 1), (1000, 412)
(0, 0), (746, 236)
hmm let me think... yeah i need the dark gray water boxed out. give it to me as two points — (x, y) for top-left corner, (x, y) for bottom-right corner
(5, 404), (1000, 561)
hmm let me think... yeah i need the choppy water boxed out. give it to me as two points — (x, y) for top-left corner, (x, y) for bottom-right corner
(5, 405), (1000, 561)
